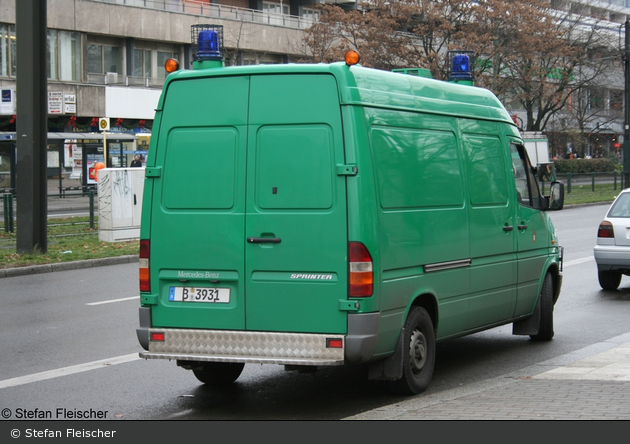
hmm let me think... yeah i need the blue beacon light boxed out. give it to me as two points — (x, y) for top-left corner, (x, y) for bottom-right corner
(197, 29), (221, 60)
(448, 52), (474, 85)
(451, 54), (471, 78)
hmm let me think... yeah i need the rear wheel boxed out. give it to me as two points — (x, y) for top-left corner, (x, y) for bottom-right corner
(598, 270), (621, 290)
(530, 273), (554, 341)
(390, 306), (436, 395)
(192, 362), (245, 385)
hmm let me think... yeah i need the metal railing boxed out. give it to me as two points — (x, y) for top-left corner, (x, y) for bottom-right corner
(556, 172), (622, 194)
(2, 193), (13, 233)
(86, 73), (166, 89)
(1, 191), (97, 234)
(93, 0), (318, 30)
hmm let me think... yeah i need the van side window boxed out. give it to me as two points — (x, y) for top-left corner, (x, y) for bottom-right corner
(510, 143), (541, 209)
(463, 134), (508, 206)
(371, 127), (463, 209)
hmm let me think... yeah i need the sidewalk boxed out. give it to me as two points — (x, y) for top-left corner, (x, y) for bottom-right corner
(345, 333), (630, 420)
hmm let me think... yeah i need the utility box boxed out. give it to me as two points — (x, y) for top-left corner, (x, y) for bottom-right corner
(98, 168), (144, 242)
(521, 131), (550, 166)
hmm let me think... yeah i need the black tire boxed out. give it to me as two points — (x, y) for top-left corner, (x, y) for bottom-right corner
(390, 306), (436, 395)
(192, 362), (245, 385)
(598, 270), (621, 290)
(530, 273), (554, 341)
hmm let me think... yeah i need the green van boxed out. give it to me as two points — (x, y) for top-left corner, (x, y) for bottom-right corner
(136, 27), (564, 395)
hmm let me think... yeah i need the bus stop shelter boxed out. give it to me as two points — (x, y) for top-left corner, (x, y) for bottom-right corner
(0, 132), (141, 196)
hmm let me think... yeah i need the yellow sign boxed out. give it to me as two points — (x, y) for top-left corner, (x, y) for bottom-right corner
(99, 117), (110, 131)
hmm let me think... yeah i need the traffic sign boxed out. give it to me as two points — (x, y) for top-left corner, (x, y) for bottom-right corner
(99, 117), (110, 131)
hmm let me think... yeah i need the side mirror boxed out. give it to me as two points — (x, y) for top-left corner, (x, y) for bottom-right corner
(547, 181), (564, 211)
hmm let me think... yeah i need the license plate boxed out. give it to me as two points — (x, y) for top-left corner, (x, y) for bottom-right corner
(169, 286), (230, 303)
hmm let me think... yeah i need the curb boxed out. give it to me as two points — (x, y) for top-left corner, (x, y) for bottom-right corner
(0, 255), (139, 279)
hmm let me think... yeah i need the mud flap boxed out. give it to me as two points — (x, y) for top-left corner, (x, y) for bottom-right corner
(367, 328), (404, 381)
(512, 296), (541, 336)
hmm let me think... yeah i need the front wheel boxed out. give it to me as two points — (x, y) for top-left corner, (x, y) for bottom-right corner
(530, 273), (554, 341)
(192, 362), (245, 386)
(390, 306), (436, 395)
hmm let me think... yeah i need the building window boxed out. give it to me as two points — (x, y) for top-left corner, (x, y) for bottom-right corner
(263, 2), (289, 15)
(610, 90), (623, 111)
(589, 88), (605, 110)
(133, 49), (151, 78)
(47, 30), (81, 81)
(302, 7), (320, 22)
(157, 51), (175, 79)
(87, 44), (122, 74)
(0, 23), (16, 78)
(263, 2), (289, 26)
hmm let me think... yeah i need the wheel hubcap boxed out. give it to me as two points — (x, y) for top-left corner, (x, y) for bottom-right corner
(409, 328), (427, 373)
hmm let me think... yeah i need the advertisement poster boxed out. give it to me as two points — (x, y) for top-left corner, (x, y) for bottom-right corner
(47, 150), (59, 168)
(86, 153), (104, 184)
(64, 140), (76, 168)
(48, 91), (63, 114)
(70, 145), (82, 180)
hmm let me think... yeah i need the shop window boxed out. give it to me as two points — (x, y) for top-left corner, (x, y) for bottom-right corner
(0, 23), (16, 78)
(47, 30), (81, 81)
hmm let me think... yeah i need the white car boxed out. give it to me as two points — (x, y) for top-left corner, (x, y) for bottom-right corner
(594, 189), (630, 290)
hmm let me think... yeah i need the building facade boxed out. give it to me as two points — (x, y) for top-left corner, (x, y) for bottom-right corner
(0, 0), (355, 189)
(1, 0), (355, 135)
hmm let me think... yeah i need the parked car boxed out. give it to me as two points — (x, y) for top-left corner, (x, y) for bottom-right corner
(594, 189), (630, 289)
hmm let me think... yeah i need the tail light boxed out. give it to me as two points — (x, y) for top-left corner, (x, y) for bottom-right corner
(139, 239), (150, 292)
(349, 242), (373, 297)
(597, 221), (614, 238)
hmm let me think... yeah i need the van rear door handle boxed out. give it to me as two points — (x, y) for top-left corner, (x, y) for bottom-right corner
(518, 224), (528, 230)
(503, 225), (513, 232)
(247, 237), (282, 244)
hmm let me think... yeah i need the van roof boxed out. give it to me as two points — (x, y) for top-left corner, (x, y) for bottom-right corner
(162, 62), (516, 126)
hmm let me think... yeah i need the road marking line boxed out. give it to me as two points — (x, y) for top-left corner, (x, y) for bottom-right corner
(86, 296), (140, 306)
(0, 353), (141, 390)
(564, 257), (594, 267)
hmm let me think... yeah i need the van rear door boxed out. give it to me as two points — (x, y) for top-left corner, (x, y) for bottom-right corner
(149, 73), (348, 335)
(244, 74), (348, 334)
(148, 75), (249, 331)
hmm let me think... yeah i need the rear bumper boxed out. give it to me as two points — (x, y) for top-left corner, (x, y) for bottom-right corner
(136, 308), (381, 366)
(594, 245), (630, 270)
(139, 328), (345, 366)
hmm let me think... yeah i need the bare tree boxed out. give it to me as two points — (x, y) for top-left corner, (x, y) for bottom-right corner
(469, 1), (617, 131)
(303, 0), (622, 133)
(299, 5), (345, 63)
